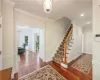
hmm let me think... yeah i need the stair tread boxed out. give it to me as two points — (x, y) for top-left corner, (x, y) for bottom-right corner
(53, 24), (73, 65)
(55, 53), (64, 57)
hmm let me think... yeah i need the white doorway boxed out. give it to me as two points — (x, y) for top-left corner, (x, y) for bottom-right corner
(39, 29), (45, 61)
(16, 25), (45, 62)
(34, 33), (40, 52)
(0, 17), (2, 70)
(16, 25), (45, 78)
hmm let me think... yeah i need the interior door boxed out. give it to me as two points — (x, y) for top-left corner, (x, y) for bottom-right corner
(0, 17), (2, 70)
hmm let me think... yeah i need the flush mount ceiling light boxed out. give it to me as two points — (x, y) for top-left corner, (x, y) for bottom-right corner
(43, 0), (52, 13)
(80, 13), (84, 17)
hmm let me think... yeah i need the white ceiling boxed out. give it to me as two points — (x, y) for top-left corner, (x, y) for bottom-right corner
(14, 0), (92, 26)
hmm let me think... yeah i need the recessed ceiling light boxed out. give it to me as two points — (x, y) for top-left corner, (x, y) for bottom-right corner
(87, 22), (90, 24)
(80, 13), (84, 17)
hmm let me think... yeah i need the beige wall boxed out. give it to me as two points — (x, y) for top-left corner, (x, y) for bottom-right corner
(83, 26), (92, 54)
(93, 0), (100, 80)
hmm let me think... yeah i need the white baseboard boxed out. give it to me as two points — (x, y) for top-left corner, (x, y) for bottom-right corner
(44, 58), (52, 62)
(68, 53), (82, 63)
(84, 52), (92, 54)
(61, 63), (68, 68)
(11, 73), (14, 79)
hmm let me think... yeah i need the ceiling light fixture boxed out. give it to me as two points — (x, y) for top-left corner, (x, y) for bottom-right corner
(43, 0), (52, 13)
(80, 13), (84, 17)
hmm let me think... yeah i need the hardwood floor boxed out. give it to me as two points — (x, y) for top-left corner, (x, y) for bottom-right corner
(48, 61), (79, 80)
(13, 52), (92, 80)
(18, 51), (47, 78)
(68, 53), (92, 80)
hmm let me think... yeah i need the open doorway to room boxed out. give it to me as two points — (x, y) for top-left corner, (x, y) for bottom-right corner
(34, 33), (40, 53)
(16, 25), (45, 78)
(0, 17), (2, 70)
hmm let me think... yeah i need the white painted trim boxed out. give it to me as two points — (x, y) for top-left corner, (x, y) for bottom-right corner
(15, 8), (53, 21)
(83, 52), (92, 54)
(82, 33), (84, 53)
(61, 63), (68, 68)
(44, 58), (52, 62)
(68, 53), (82, 63)
(0, 55), (2, 70)
(11, 73), (14, 79)
(38, 55), (46, 62)
(92, 60), (100, 66)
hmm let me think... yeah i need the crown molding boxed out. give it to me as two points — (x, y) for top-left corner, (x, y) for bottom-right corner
(15, 8), (54, 22)
(15, 8), (37, 18)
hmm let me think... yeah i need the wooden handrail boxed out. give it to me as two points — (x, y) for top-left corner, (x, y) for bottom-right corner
(63, 25), (73, 64)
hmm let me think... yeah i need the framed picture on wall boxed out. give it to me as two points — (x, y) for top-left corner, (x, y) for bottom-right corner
(25, 36), (28, 44)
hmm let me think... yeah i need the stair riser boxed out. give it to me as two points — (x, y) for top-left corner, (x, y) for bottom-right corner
(53, 25), (73, 65)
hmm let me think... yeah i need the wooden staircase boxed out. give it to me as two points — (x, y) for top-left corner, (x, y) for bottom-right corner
(53, 24), (73, 66)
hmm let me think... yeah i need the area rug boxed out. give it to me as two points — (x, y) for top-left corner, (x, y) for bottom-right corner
(19, 65), (67, 80)
(71, 54), (92, 74)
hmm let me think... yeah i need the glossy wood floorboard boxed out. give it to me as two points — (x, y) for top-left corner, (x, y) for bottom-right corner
(13, 52), (92, 80)
(18, 51), (47, 78)
(48, 61), (79, 80)
(68, 53), (92, 80)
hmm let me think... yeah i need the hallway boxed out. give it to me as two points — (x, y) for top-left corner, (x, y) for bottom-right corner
(17, 52), (92, 80)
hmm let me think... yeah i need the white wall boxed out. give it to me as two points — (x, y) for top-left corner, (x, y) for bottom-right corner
(39, 29), (45, 60)
(93, 0), (100, 80)
(18, 29), (33, 50)
(17, 27), (40, 52)
(32, 29), (40, 52)
(83, 26), (92, 54)
(0, 14), (2, 70)
(68, 23), (82, 62)
(45, 17), (71, 61)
